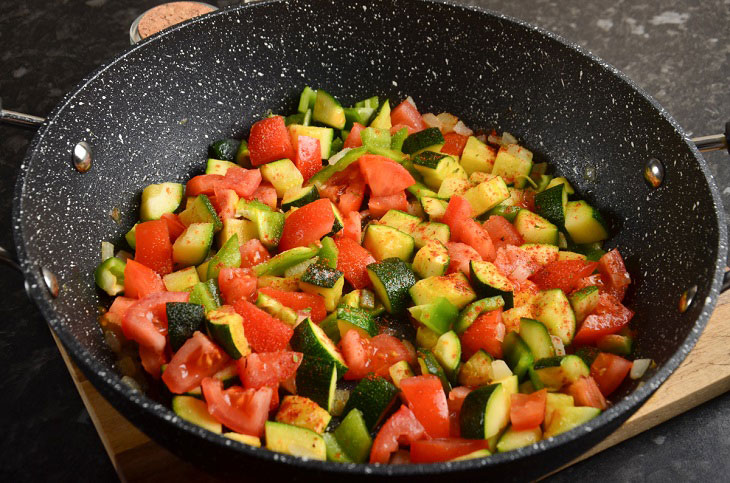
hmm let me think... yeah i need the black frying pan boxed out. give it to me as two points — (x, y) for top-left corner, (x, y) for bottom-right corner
(2, 0), (729, 480)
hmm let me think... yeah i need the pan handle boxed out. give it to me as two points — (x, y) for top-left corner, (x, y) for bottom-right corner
(0, 97), (46, 128)
(0, 246), (59, 298)
(691, 122), (729, 153)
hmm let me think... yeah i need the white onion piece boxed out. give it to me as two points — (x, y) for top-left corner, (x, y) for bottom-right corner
(630, 359), (652, 379)
(476, 134), (488, 143)
(422, 113), (442, 129)
(491, 360), (512, 380)
(488, 134), (502, 145)
(453, 120), (474, 136)
(327, 147), (352, 165)
(101, 241), (115, 261)
(436, 112), (459, 133)
(115, 250), (133, 262)
(551, 336), (566, 356)
(405, 96), (417, 109)
(502, 131), (518, 145)
(495, 322), (506, 342)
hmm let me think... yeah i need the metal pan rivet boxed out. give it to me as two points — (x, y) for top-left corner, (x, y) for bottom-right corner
(42, 267), (59, 298)
(678, 285), (697, 313)
(644, 158), (664, 188)
(72, 141), (93, 173)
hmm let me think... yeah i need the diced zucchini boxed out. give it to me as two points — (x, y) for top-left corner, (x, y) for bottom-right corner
(140, 182), (184, 221)
(179, 194), (222, 231)
(496, 426), (542, 453)
(433, 330), (461, 381)
(172, 222), (215, 267)
(412, 241), (450, 278)
(288, 124), (334, 159)
(209, 139), (240, 162)
(251, 209), (285, 250)
(418, 348), (452, 393)
(547, 177), (575, 194)
(535, 184), (568, 228)
(260, 158), (304, 197)
(469, 260), (515, 309)
(363, 224), (414, 262)
(412, 151), (467, 190)
(463, 177), (510, 217)
(163, 266), (200, 292)
(313, 89), (345, 129)
(299, 263), (345, 311)
(336, 306), (378, 339)
(454, 296), (505, 334)
(564, 200), (609, 244)
(544, 406), (601, 439)
(343, 376), (399, 431)
(411, 221), (450, 249)
(597, 334), (633, 356)
(502, 331), (534, 381)
(544, 392), (574, 429)
(460, 136), (496, 175)
(514, 210), (559, 246)
(369, 99), (391, 130)
(438, 177), (473, 199)
(282, 185), (319, 211)
(291, 318), (348, 376)
(172, 396), (222, 433)
(265, 421), (326, 460)
(166, 302), (206, 352)
(534, 289), (576, 344)
(416, 326), (440, 350)
(188, 280), (221, 312)
(328, 202), (345, 236)
(557, 251), (587, 261)
(460, 383), (511, 439)
(491, 144), (533, 188)
(380, 210), (421, 235)
(295, 357), (338, 412)
(402, 127), (444, 155)
(224, 432), (261, 447)
(519, 244), (559, 266)
(388, 360), (415, 389)
(459, 349), (493, 387)
(569, 285), (600, 324)
(235, 139), (250, 167)
(205, 158), (237, 175)
(205, 308), (250, 359)
(531, 355), (589, 390)
(519, 318), (556, 359)
(420, 196), (449, 221)
(407, 181), (439, 200)
(366, 258), (417, 314)
(255, 292), (298, 326)
(217, 218), (257, 248)
(254, 246), (318, 277)
(409, 272), (476, 309)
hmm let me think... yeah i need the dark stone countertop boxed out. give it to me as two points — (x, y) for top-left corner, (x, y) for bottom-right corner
(0, 0), (728, 481)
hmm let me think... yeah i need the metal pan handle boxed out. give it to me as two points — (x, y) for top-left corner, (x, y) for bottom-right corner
(0, 97), (46, 128)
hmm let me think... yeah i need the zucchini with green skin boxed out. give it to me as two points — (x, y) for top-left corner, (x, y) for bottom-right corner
(205, 158), (238, 175)
(260, 159), (304, 197)
(366, 258), (417, 315)
(335, 306), (378, 339)
(459, 349), (493, 388)
(463, 177), (510, 216)
(460, 135), (496, 175)
(368, 99), (391, 130)
(460, 382), (511, 439)
(388, 360), (415, 389)
(205, 308), (250, 359)
(281, 185), (319, 211)
(492, 144), (533, 188)
(299, 263), (345, 311)
(235, 139), (250, 167)
(407, 181), (439, 200)
(597, 334), (633, 356)
(379, 210), (421, 235)
(208, 139), (240, 162)
(418, 348), (452, 393)
(433, 330), (461, 382)
(420, 196), (449, 221)
(514, 210), (559, 246)
(342, 376), (399, 431)
(569, 285), (600, 324)
(412, 241), (450, 278)
(402, 127), (445, 154)
(163, 266), (200, 292)
(140, 182), (184, 221)
(534, 184), (568, 228)
(544, 406), (601, 438)
(454, 296), (505, 334)
(438, 177), (472, 199)
(409, 272), (476, 309)
(253, 246), (318, 277)
(412, 151), (467, 189)
(291, 318), (348, 376)
(172, 223), (215, 267)
(534, 289), (576, 345)
(497, 426), (542, 453)
(275, 395), (331, 434)
(564, 200), (609, 244)
(188, 279), (221, 312)
(362, 224), (414, 262)
(167, 302), (206, 351)
(518, 318), (556, 360)
(95, 257), (126, 296)
(469, 261), (515, 309)
(255, 292), (298, 326)
(502, 331), (534, 381)
(172, 396), (222, 433)
(313, 89), (346, 129)
(412, 221), (451, 249)
(178, 195), (222, 231)
(265, 421), (326, 460)
(295, 357), (338, 412)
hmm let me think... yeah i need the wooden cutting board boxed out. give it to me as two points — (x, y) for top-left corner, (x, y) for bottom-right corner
(52, 290), (730, 482)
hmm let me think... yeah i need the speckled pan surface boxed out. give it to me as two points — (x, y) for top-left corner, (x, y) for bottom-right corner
(12, 0), (727, 479)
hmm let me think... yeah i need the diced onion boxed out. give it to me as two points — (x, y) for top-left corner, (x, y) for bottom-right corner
(101, 241), (115, 261)
(436, 112), (459, 133)
(405, 96), (417, 109)
(327, 147), (352, 165)
(488, 133), (502, 145)
(630, 359), (652, 379)
(453, 120), (474, 136)
(502, 131), (518, 145)
(422, 113), (442, 129)
(491, 360), (512, 380)
(476, 134), (488, 143)
(551, 336), (566, 356)
(115, 250), (133, 262)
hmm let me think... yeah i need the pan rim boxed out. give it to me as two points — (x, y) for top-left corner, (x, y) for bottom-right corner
(12, 0), (728, 476)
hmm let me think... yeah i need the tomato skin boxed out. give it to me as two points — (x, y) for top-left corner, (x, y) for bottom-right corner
(334, 237), (376, 289)
(529, 260), (598, 294)
(344, 122), (365, 149)
(410, 438), (489, 463)
(186, 169), (261, 199)
(456, 218), (496, 262)
(123, 291), (188, 352)
(238, 351), (302, 409)
(573, 293), (634, 346)
(162, 331), (230, 394)
(108, 296), (136, 319)
(239, 239), (270, 270)
(186, 174), (225, 197)
(460, 308), (505, 359)
(368, 191), (408, 218)
(566, 376), (607, 410)
(446, 242), (482, 276)
(598, 249), (631, 301)
(390, 99), (426, 132)
(278, 199), (335, 251)
(483, 215), (524, 250)
(123, 259), (166, 299)
(342, 210), (362, 243)
(590, 353), (633, 396)
(232, 300), (294, 352)
(293, 135), (322, 183)
(134, 220), (173, 275)
(510, 389), (547, 430)
(441, 132), (469, 157)
(248, 116), (295, 167)
(400, 375), (450, 438)
(252, 182), (278, 209)
(160, 213), (185, 242)
(442, 196), (472, 234)
(341, 331), (414, 380)
(218, 267), (257, 304)
(359, 154), (415, 197)
(369, 405), (427, 464)
(212, 187), (239, 220)
(258, 287), (327, 323)
(202, 378), (273, 437)
(139, 344), (168, 378)
(318, 163), (366, 215)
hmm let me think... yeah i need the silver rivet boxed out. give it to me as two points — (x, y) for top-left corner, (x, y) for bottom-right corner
(644, 158), (664, 188)
(678, 285), (697, 313)
(72, 141), (92, 172)
(42, 267), (59, 298)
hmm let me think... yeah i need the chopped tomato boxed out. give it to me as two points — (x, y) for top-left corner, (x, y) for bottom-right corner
(456, 218), (496, 262)
(293, 135), (322, 183)
(160, 213), (185, 242)
(238, 351), (303, 389)
(513, 189), (536, 212)
(162, 331), (230, 394)
(186, 174), (224, 197)
(134, 220), (173, 275)
(318, 163), (366, 215)
(334, 237), (375, 289)
(390, 99), (426, 132)
(460, 308), (505, 359)
(239, 239), (270, 269)
(494, 245), (541, 282)
(483, 215), (524, 250)
(590, 352), (633, 396)
(344, 122), (365, 149)
(368, 191), (408, 218)
(342, 210), (362, 243)
(598, 249), (631, 301)
(252, 182), (277, 209)
(108, 296), (136, 319)
(410, 438), (489, 463)
(258, 287), (327, 323)
(441, 132), (469, 157)
(442, 196), (472, 234)
(218, 267), (257, 304)
(566, 376), (607, 410)
(513, 279), (539, 298)
(574, 273), (605, 292)
(341, 331), (414, 380)
(202, 378), (273, 437)
(573, 293), (634, 346)
(212, 187), (239, 220)
(446, 242), (482, 276)
(139, 344), (167, 378)
(248, 116), (295, 167)
(510, 389), (547, 430)
(123, 291), (189, 352)
(530, 260), (598, 294)
(369, 405), (427, 464)
(277, 199), (335, 251)
(232, 300), (293, 352)
(400, 375), (450, 438)
(359, 154), (415, 197)
(447, 386), (472, 413)
(123, 259), (166, 299)
(220, 166), (262, 199)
